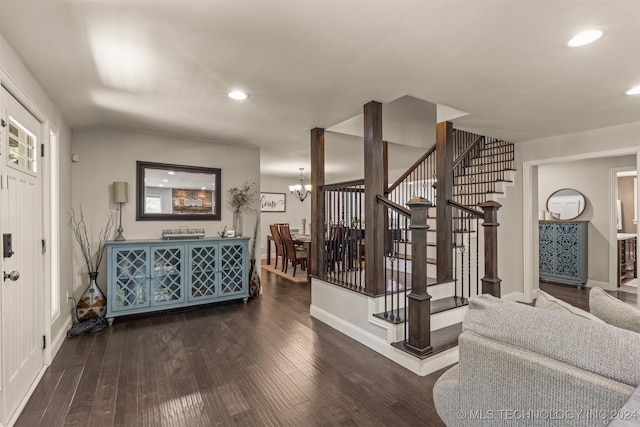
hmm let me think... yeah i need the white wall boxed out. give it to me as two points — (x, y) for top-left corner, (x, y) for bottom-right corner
(0, 33), (74, 354)
(502, 121), (640, 300)
(72, 126), (260, 291)
(538, 156), (636, 284)
(259, 174), (311, 259)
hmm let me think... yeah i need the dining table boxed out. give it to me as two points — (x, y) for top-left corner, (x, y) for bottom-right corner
(267, 234), (312, 281)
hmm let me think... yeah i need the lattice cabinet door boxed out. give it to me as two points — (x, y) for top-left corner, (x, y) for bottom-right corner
(188, 243), (219, 301)
(150, 245), (185, 306)
(111, 246), (151, 312)
(538, 222), (556, 277)
(538, 221), (588, 288)
(219, 241), (247, 296)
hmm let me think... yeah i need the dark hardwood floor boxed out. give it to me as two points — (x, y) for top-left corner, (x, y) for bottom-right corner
(16, 271), (448, 427)
(539, 282), (636, 312)
(16, 277), (637, 427)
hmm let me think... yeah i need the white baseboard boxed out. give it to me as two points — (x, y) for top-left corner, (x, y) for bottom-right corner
(587, 279), (612, 290)
(51, 315), (72, 361)
(310, 303), (458, 376)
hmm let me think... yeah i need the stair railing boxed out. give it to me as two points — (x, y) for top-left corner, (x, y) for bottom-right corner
(450, 201), (481, 304)
(448, 199), (502, 297)
(320, 179), (367, 293)
(453, 136), (515, 207)
(387, 145), (437, 208)
(386, 129), (491, 208)
(377, 195), (434, 354)
(376, 195), (412, 326)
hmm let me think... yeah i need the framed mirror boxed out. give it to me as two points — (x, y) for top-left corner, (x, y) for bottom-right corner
(546, 188), (586, 220)
(136, 161), (221, 221)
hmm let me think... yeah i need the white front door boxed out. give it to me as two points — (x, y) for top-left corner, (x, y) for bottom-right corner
(0, 86), (44, 423)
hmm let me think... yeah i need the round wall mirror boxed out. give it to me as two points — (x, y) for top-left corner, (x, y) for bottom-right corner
(546, 188), (586, 220)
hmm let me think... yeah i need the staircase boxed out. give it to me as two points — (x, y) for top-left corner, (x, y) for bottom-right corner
(373, 131), (515, 361)
(310, 117), (515, 375)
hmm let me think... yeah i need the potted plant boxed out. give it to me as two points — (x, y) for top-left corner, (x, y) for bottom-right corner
(227, 182), (257, 236)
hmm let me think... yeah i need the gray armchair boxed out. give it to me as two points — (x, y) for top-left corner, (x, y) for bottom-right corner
(433, 294), (640, 426)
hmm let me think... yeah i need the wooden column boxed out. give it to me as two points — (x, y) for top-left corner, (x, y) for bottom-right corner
(406, 197), (433, 354)
(311, 128), (325, 278)
(364, 101), (385, 296)
(479, 200), (501, 297)
(436, 121), (454, 283)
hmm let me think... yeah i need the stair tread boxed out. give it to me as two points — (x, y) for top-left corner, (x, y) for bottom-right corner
(390, 253), (438, 264)
(454, 191), (504, 196)
(373, 295), (467, 324)
(390, 322), (463, 359)
(454, 170), (513, 177)
(477, 151), (512, 156)
(431, 295), (469, 314)
(454, 179), (513, 184)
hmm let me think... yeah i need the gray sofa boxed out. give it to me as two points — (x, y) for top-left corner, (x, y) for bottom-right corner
(433, 294), (640, 426)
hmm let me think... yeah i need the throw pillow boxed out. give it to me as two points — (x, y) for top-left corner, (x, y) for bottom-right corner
(589, 286), (640, 333)
(535, 289), (604, 322)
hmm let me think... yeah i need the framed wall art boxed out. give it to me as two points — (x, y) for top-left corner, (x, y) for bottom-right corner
(260, 192), (286, 212)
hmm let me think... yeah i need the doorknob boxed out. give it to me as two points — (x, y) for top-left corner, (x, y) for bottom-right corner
(3, 270), (19, 282)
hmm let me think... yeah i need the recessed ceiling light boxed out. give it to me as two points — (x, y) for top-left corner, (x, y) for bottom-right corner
(228, 90), (248, 100)
(168, 171), (175, 175)
(566, 29), (604, 47)
(626, 86), (640, 95)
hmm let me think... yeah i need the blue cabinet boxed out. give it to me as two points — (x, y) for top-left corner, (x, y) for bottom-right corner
(106, 238), (249, 324)
(539, 221), (588, 288)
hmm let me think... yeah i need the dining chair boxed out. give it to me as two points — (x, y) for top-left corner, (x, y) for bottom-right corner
(279, 224), (307, 275)
(326, 224), (348, 272)
(269, 224), (286, 270)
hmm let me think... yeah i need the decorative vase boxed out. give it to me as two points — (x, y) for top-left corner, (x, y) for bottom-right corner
(76, 272), (107, 321)
(248, 259), (261, 299)
(233, 209), (243, 237)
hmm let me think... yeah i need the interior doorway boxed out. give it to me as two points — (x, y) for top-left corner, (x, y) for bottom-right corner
(523, 149), (640, 304)
(614, 169), (638, 293)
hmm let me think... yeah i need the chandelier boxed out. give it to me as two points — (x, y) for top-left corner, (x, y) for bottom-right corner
(289, 168), (311, 202)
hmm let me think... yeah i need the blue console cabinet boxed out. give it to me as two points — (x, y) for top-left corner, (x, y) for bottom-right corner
(539, 221), (588, 288)
(106, 237), (249, 324)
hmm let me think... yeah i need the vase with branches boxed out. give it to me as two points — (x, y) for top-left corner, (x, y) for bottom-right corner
(227, 182), (257, 237)
(68, 207), (115, 320)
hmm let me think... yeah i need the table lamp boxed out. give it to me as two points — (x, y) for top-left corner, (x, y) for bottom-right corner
(113, 181), (128, 241)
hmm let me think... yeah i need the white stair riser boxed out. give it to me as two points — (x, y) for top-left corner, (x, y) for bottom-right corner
(478, 146), (513, 156)
(464, 164), (512, 175)
(393, 245), (438, 260)
(370, 281), (458, 314)
(469, 156), (513, 167)
(454, 175), (509, 185)
(386, 258), (437, 277)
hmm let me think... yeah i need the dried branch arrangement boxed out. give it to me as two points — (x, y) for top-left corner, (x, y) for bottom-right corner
(250, 214), (260, 260)
(68, 207), (116, 273)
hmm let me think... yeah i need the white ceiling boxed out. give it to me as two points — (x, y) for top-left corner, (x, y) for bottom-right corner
(0, 1), (639, 181)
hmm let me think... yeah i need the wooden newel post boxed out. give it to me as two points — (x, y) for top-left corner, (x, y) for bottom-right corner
(479, 200), (502, 297)
(406, 197), (433, 354)
(311, 128), (325, 278)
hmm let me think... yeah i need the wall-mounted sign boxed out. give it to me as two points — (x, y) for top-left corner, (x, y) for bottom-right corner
(260, 192), (286, 212)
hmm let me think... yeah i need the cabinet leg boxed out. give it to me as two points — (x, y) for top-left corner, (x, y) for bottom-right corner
(243, 297), (248, 304)
(107, 317), (114, 326)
